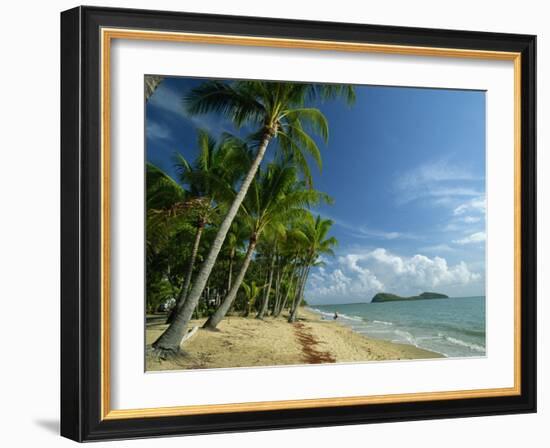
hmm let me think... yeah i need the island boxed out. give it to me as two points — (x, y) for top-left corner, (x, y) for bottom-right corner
(371, 292), (449, 303)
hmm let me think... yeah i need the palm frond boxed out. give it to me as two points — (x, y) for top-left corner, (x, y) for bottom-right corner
(313, 84), (356, 106)
(285, 120), (323, 172)
(282, 108), (329, 142)
(146, 162), (186, 209)
(184, 81), (266, 127)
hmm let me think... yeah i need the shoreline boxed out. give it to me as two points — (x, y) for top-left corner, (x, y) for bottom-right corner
(307, 298), (486, 358)
(306, 306), (448, 358)
(146, 308), (442, 371)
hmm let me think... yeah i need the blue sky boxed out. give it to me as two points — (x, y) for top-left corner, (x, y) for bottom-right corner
(146, 77), (486, 304)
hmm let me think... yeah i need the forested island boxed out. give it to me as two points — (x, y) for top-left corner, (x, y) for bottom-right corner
(371, 292), (449, 303)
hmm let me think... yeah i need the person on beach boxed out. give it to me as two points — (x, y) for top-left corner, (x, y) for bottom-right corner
(333, 312), (339, 320)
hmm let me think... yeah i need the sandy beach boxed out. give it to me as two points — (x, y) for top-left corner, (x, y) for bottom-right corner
(146, 308), (442, 371)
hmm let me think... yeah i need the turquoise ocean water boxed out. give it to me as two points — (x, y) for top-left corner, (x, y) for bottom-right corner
(311, 296), (486, 358)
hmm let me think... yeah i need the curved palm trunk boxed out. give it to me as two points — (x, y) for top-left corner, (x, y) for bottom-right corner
(153, 132), (272, 353)
(166, 222), (204, 324)
(203, 238), (257, 329)
(257, 253), (275, 319)
(289, 264), (311, 323)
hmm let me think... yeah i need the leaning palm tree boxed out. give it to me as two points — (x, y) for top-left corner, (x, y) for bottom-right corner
(153, 81), (354, 355)
(203, 163), (331, 330)
(288, 214), (338, 323)
(166, 131), (247, 323)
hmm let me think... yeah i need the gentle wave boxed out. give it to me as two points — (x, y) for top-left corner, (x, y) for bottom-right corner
(393, 329), (418, 347)
(309, 308), (333, 318)
(445, 336), (486, 353)
(432, 323), (486, 338)
(309, 308), (362, 322)
(340, 313), (363, 322)
(372, 320), (393, 326)
(310, 299), (486, 358)
(345, 325), (485, 357)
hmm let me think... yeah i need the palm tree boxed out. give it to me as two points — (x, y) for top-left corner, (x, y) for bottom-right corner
(223, 221), (249, 294)
(165, 131), (250, 323)
(203, 163), (330, 330)
(240, 281), (265, 317)
(255, 229), (280, 319)
(145, 163), (190, 311)
(145, 75), (163, 101)
(271, 231), (305, 317)
(153, 81), (354, 354)
(288, 214), (337, 323)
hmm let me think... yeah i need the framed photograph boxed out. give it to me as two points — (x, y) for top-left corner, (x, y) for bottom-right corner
(60, 6), (536, 442)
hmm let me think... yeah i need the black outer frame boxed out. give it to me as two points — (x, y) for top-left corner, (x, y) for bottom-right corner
(60, 5), (536, 442)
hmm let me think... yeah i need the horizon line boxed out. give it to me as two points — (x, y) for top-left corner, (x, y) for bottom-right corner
(308, 295), (486, 306)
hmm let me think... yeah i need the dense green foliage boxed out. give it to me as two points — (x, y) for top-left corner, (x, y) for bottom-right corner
(371, 292), (449, 303)
(147, 79), (355, 351)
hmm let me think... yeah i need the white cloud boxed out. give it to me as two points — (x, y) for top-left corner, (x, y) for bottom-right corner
(438, 195), (485, 236)
(148, 82), (237, 135)
(396, 159), (476, 190)
(148, 83), (186, 118)
(330, 217), (416, 241)
(420, 244), (454, 253)
(316, 255), (331, 266)
(348, 226), (411, 240)
(398, 187), (482, 205)
(395, 159), (482, 205)
(428, 188), (481, 198)
(146, 121), (172, 141)
(307, 248), (481, 303)
(364, 249), (479, 287)
(309, 268), (382, 299)
(453, 196), (486, 216)
(453, 232), (486, 245)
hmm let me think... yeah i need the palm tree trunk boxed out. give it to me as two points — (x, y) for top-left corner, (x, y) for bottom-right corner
(272, 260), (283, 315)
(227, 251), (236, 314)
(275, 263), (297, 317)
(227, 249), (234, 291)
(282, 262), (304, 316)
(203, 237), (258, 329)
(257, 253), (275, 319)
(166, 222), (204, 324)
(289, 263), (311, 323)
(288, 264), (305, 315)
(259, 265), (270, 311)
(153, 132), (273, 353)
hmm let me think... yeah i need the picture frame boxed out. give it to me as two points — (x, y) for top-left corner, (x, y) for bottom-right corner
(60, 5), (536, 442)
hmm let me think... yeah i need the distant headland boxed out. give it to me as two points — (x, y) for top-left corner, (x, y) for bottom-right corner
(371, 292), (449, 303)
